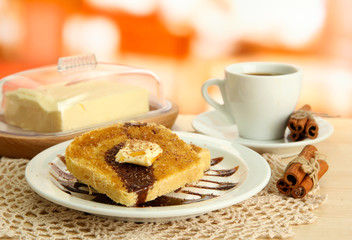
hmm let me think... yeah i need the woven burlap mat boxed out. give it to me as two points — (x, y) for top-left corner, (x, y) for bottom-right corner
(0, 154), (327, 240)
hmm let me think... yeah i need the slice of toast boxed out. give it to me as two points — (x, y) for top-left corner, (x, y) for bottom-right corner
(65, 122), (211, 206)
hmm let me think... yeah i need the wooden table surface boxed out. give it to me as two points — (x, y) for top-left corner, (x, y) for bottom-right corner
(173, 115), (352, 240)
(0, 115), (351, 239)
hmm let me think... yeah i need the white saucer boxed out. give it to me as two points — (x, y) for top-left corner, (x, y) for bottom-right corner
(192, 110), (334, 158)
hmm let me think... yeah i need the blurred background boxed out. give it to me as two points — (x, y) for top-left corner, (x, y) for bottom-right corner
(0, 0), (351, 117)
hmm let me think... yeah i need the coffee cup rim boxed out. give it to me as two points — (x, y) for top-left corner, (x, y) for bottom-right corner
(225, 62), (301, 77)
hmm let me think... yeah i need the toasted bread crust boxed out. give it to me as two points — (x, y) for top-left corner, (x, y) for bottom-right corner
(65, 122), (210, 206)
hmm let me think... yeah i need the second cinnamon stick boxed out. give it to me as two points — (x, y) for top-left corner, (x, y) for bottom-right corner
(276, 179), (290, 194)
(305, 118), (319, 139)
(291, 159), (329, 198)
(284, 145), (318, 188)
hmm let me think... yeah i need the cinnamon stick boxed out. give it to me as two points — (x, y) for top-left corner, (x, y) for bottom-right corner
(276, 179), (290, 194)
(289, 132), (305, 142)
(284, 145), (317, 188)
(291, 159), (329, 198)
(288, 104), (311, 134)
(276, 144), (329, 198)
(305, 118), (319, 139)
(287, 104), (319, 141)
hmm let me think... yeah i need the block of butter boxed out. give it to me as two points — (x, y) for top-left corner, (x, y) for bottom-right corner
(4, 81), (149, 133)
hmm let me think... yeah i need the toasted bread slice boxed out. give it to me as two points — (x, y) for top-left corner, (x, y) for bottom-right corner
(65, 122), (211, 206)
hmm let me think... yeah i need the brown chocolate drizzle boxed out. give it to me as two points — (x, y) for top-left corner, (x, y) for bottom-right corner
(51, 155), (240, 207)
(205, 166), (239, 177)
(211, 157), (223, 166)
(139, 194), (215, 207)
(104, 143), (155, 205)
(187, 180), (238, 190)
(57, 154), (66, 165)
(49, 162), (75, 181)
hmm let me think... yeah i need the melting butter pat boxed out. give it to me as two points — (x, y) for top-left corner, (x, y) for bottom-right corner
(4, 81), (149, 133)
(115, 139), (163, 166)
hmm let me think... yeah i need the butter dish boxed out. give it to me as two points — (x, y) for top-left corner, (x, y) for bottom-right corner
(0, 54), (178, 158)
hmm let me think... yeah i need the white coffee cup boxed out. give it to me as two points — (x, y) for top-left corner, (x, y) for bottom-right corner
(201, 62), (302, 141)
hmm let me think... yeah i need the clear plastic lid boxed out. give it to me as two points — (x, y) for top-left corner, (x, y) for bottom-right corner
(0, 54), (171, 137)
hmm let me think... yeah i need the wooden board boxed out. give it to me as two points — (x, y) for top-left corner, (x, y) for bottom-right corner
(0, 101), (178, 159)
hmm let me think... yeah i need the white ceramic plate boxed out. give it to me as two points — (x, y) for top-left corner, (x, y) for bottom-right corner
(192, 110), (334, 158)
(25, 131), (270, 222)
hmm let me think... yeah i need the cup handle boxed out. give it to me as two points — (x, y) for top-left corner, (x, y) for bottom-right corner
(201, 78), (227, 113)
